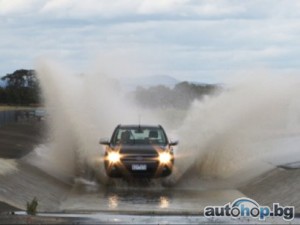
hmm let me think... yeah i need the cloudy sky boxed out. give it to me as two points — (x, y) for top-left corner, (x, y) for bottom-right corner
(1, 0), (300, 83)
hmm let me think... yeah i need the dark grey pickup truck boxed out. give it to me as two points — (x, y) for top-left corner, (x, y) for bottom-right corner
(100, 124), (178, 178)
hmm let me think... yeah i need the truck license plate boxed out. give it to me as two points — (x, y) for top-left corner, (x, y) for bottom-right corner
(132, 164), (147, 171)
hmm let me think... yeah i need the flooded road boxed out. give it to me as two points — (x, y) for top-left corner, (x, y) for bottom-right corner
(61, 180), (244, 214)
(1, 115), (300, 224)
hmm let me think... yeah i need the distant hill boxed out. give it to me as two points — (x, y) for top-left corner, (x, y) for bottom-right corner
(120, 75), (179, 91)
(0, 79), (6, 87)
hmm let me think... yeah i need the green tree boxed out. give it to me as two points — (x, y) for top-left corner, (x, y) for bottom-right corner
(1, 69), (40, 105)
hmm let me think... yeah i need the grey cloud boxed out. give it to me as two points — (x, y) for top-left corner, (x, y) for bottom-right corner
(1, 0), (300, 82)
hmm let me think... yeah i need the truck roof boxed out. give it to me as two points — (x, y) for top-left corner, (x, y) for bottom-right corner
(118, 124), (162, 129)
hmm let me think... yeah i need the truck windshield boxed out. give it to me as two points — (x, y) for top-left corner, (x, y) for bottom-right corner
(112, 127), (167, 145)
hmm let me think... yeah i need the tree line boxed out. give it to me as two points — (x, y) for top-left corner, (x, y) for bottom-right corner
(133, 81), (220, 109)
(0, 69), (220, 107)
(0, 69), (40, 105)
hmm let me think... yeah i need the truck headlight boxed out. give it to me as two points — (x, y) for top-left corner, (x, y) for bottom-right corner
(107, 152), (120, 163)
(159, 152), (172, 164)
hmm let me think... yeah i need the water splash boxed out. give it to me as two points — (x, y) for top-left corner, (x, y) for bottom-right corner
(33, 59), (300, 188)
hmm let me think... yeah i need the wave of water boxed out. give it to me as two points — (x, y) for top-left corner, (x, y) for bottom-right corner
(32, 59), (300, 188)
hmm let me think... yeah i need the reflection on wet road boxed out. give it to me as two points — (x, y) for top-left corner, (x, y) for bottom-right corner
(61, 180), (244, 214)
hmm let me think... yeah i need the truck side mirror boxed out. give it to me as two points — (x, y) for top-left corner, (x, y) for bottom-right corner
(99, 138), (110, 145)
(169, 140), (178, 146)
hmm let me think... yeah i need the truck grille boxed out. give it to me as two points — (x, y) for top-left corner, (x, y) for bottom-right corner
(121, 153), (158, 163)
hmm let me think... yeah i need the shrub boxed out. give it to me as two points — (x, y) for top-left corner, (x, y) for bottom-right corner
(26, 197), (38, 215)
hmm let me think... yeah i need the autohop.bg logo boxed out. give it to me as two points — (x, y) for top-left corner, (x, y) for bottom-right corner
(204, 197), (294, 221)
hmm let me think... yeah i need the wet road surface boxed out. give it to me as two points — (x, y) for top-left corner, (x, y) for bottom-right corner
(61, 180), (244, 214)
(1, 119), (300, 224)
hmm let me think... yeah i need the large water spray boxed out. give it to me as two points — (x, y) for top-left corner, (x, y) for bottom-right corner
(31, 59), (300, 188)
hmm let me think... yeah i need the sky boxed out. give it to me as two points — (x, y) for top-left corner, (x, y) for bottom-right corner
(1, 0), (300, 83)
